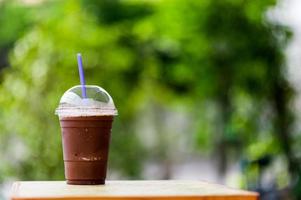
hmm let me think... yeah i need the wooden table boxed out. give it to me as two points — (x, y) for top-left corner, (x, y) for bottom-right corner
(10, 180), (258, 200)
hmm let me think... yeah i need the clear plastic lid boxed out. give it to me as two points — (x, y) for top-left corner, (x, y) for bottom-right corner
(55, 85), (118, 117)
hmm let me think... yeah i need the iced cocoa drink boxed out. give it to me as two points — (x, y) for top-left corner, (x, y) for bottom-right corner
(56, 85), (117, 185)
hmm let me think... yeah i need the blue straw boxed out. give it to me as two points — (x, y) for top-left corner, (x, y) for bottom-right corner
(77, 53), (87, 98)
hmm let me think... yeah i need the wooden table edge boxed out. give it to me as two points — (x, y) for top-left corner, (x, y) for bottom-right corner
(11, 196), (259, 200)
(10, 181), (259, 200)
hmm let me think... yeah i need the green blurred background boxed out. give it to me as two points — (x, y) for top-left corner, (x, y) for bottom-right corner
(0, 0), (300, 199)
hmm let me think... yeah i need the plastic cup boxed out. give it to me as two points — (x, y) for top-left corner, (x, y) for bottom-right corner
(55, 85), (117, 185)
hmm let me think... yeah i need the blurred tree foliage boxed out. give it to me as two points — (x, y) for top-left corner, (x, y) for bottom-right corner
(0, 0), (300, 198)
(0, 1), (32, 68)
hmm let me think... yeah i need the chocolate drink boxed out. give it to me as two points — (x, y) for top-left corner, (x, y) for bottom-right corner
(59, 115), (114, 185)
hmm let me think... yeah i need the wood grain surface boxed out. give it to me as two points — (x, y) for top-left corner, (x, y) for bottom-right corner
(10, 180), (259, 200)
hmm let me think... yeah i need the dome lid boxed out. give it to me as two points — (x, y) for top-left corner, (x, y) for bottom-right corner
(55, 85), (117, 117)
